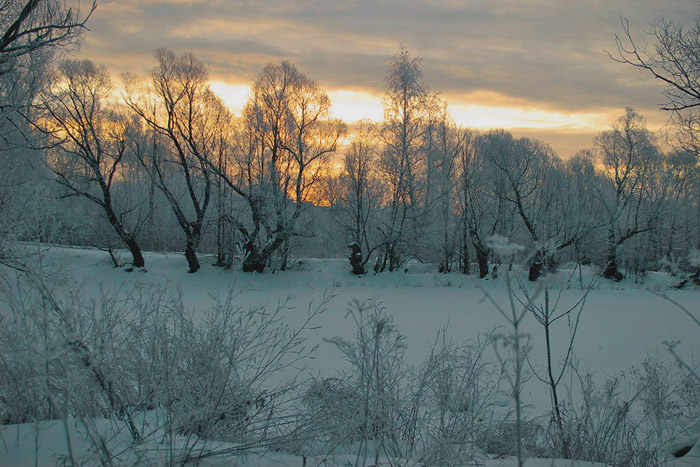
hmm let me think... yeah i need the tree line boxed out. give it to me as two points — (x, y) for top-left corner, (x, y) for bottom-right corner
(1, 17), (699, 279)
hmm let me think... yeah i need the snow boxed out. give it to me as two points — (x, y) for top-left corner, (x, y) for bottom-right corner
(0, 415), (622, 467)
(1, 245), (700, 465)
(0, 415), (616, 467)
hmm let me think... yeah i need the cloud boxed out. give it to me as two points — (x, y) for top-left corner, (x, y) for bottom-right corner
(78, 0), (697, 156)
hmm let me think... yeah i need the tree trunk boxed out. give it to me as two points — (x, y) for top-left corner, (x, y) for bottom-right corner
(125, 237), (145, 268)
(461, 245), (470, 275)
(103, 200), (146, 269)
(604, 223), (620, 280)
(475, 245), (489, 278)
(242, 242), (266, 273)
(528, 253), (543, 282)
(280, 237), (289, 271)
(185, 239), (200, 273)
(603, 245), (621, 281)
(460, 220), (470, 274)
(389, 245), (400, 272)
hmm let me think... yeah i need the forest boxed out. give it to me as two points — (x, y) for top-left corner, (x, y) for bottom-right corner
(1, 1), (700, 466)
(1, 28), (698, 281)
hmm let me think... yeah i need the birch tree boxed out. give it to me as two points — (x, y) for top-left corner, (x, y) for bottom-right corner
(429, 104), (461, 272)
(376, 46), (429, 272)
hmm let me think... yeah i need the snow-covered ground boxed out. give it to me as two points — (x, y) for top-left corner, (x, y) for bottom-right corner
(0, 415), (615, 467)
(38, 246), (699, 395)
(1, 245), (699, 466)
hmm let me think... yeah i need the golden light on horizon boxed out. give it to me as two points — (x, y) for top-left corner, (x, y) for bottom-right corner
(208, 80), (614, 134)
(449, 103), (614, 132)
(207, 80), (639, 159)
(326, 89), (384, 122)
(208, 80), (251, 116)
(208, 81), (386, 122)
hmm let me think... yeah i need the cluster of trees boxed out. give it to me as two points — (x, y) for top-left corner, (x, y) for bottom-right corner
(3, 4), (700, 281)
(327, 100), (699, 280)
(8, 47), (695, 280)
(0, 0), (94, 265)
(308, 46), (700, 280)
(29, 51), (344, 273)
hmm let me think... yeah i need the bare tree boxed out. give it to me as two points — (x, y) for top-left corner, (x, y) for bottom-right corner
(429, 103), (461, 273)
(336, 121), (383, 271)
(610, 15), (700, 275)
(456, 130), (493, 277)
(484, 130), (596, 279)
(376, 46), (430, 272)
(220, 61), (344, 272)
(125, 49), (227, 273)
(561, 151), (604, 272)
(38, 59), (147, 268)
(0, 46), (53, 266)
(0, 1), (94, 267)
(214, 121), (236, 268)
(482, 130), (574, 280)
(661, 149), (700, 261)
(278, 67), (345, 268)
(594, 107), (660, 279)
(611, 17), (700, 151)
(536, 154), (602, 276)
(0, 0), (95, 76)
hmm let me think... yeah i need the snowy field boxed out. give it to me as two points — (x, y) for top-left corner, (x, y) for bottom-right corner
(1, 245), (699, 466)
(30, 246), (699, 393)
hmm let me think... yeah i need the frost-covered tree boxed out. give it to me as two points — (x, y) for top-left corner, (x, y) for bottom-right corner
(456, 129), (491, 277)
(125, 49), (227, 273)
(562, 150), (605, 267)
(612, 16), (700, 153)
(0, 0), (95, 266)
(474, 130), (592, 279)
(481, 131), (548, 278)
(336, 121), (383, 269)
(594, 107), (660, 278)
(0, 0), (95, 76)
(376, 46), (430, 272)
(427, 103), (461, 272)
(219, 61), (344, 272)
(661, 149), (700, 257)
(611, 15), (700, 273)
(0, 48), (53, 265)
(39, 59), (147, 267)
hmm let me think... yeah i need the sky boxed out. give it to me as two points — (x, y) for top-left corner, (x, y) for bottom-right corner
(74, 0), (699, 158)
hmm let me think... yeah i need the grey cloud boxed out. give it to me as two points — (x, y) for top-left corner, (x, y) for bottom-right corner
(81, 0), (698, 118)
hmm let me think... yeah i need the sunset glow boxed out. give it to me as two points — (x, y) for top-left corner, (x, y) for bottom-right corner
(209, 82), (617, 143)
(78, 1), (690, 158)
(326, 89), (384, 122)
(208, 81), (251, 117)
(5, 3), (700, 463)
(449, 103), (614, 132)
